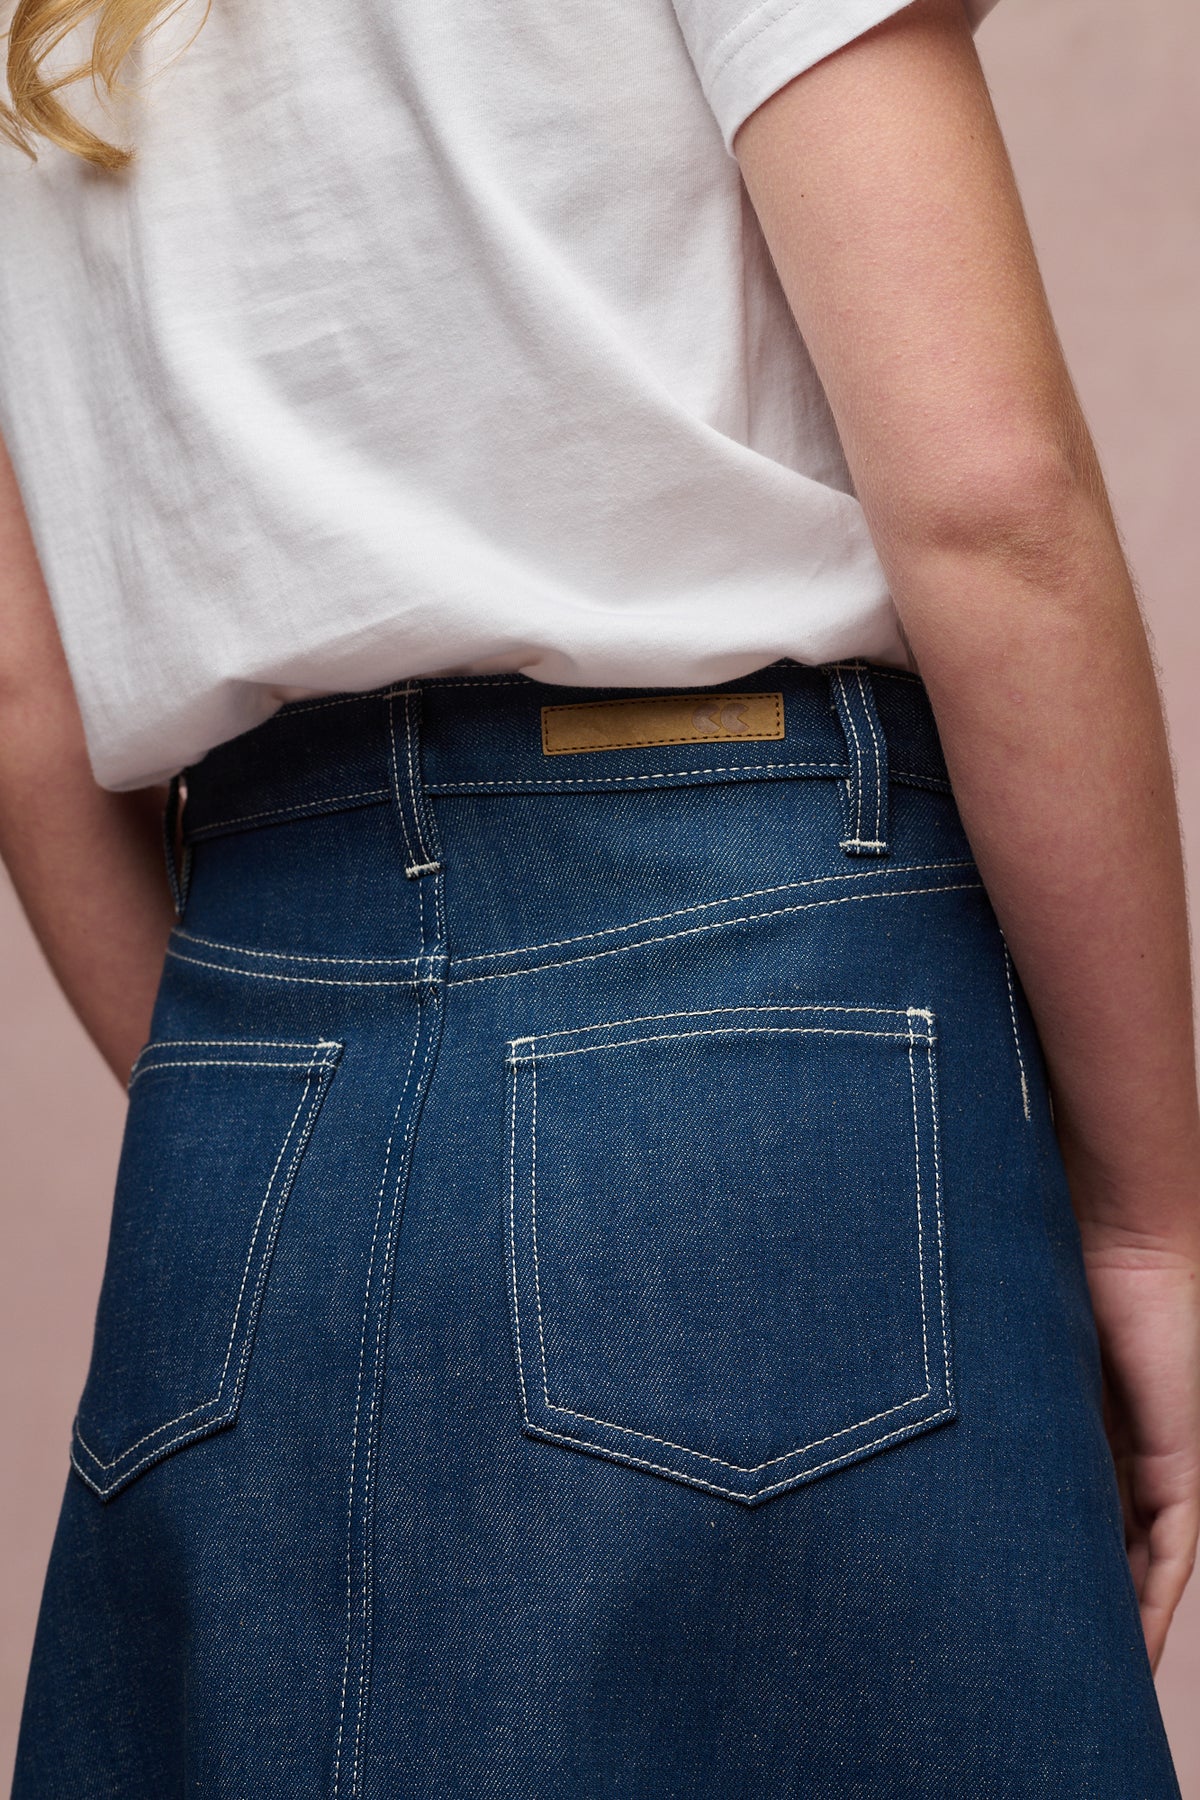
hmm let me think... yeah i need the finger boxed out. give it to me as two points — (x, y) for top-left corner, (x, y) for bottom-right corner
(1137, 1502), (1199, 1671)
(1126, 1531), (1151, 1605)
(1110, 1451), (1149, 1596)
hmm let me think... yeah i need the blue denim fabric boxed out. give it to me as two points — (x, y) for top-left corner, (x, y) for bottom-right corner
(14, 662), (1180, 1797)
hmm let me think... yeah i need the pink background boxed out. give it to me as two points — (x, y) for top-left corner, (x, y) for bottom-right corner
(2, 0), (1199, 1785)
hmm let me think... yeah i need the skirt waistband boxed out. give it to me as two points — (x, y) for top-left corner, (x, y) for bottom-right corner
(179, 662), (949, 849)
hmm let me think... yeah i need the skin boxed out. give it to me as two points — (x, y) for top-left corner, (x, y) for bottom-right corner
(0, 432), (174, 1079)
(0, 0), (1196, 1675)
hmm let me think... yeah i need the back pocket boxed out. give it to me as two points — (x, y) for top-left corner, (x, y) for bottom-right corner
(504, 1004), (953, 1504)
(71, 1037), (342, 1500)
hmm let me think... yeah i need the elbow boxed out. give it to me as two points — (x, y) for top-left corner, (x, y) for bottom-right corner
(874, 446), (1115, 608)
(875, 440), (1114, 598)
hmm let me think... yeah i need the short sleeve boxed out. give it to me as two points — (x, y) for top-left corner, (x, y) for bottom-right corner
(672, 0), (1005, 152)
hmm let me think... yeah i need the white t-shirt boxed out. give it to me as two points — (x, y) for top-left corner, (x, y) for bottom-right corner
(0, 0), (1001, 790)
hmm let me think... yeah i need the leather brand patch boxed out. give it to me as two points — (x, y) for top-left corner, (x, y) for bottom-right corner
(541, 691), (785, 755)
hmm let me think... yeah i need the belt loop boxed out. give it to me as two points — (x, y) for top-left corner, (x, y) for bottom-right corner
(387, 683), (446, 964)
(162, 770), (193, 918)
(829, 663), (890, 858)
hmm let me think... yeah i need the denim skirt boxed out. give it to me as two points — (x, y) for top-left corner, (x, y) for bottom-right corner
(15, 661), (1180, 1797)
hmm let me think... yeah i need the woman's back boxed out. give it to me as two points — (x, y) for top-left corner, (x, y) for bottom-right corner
(1, 0), (991, 789)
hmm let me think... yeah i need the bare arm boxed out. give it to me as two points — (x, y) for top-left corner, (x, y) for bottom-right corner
(0, 432), (176, 1084)
(735, 0), (1199, 1666)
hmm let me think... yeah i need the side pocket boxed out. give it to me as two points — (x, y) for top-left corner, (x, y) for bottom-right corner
(504, 1005), (954, 1505)
(71, 1037), (343, 1500)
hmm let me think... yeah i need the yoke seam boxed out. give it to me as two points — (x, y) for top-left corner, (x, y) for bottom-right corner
(188, 789), (388, 837)
(171, 931), (419, 969)
(454, 860), (974, 967)
(450, 881), (985, 987)
(164, 946), (420, 990)
(160, 866), (977, 990)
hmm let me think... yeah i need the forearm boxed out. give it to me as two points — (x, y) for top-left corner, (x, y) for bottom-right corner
(886, 486), (1200, 1249)
(0, 431), (175, 1085)
(0, 713), (175, 1085)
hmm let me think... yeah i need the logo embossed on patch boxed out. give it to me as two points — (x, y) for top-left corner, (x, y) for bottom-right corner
(692, 699), (751, 737)
(541, 692), (785, 755)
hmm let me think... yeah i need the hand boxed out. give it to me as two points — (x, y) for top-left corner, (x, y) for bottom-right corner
(1079, 1231), (1200, 1672)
